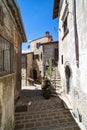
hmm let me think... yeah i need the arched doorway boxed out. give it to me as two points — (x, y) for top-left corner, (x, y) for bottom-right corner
(65, 65), (71, 94)
(33, 69), (37, 81)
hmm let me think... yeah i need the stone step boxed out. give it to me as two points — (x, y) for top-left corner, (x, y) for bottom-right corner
(15, 106), (78, 130)
(15, 89), (81, 130)
(51, 78), (61, 81)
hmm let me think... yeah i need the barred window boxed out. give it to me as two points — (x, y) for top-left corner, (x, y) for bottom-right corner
(0, 35), (14, 76)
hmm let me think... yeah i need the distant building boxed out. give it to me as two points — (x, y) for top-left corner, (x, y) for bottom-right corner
(53, 0), (87, 128)
(41, 41), (58, 77)
(28, 32), (58, 83)
(21, 52), (34, 86)
(0, 0), (26, 130)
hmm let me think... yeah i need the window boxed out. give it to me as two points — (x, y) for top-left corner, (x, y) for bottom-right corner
(0, 35), (14, 76)
(62, 4), (69, 40)
(34, 54), (39, 61)
(0, 6), (4, 25)
(63, 16), (67, 33)
(36, 43), (40, 49)
(41, 53), (42, 60)
(61, 55), (63, 64)
(54, 48), (58, 61)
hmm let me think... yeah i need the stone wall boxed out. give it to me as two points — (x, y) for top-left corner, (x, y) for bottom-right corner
(21, 55), (27, 86)
(42, 42), (58, 77)
(0, 0), (25, 129)
(27, 53), (33, 78)
(30, 37), (49, 82)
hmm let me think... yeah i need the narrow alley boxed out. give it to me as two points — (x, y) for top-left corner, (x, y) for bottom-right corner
(15, 86), (80, 130)
(1, 0), (87, 130)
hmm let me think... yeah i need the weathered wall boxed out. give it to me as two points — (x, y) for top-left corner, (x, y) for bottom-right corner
(0, 74), (14, 130)
(27, 53), (33, 78)
(43, 43), (58, 76)
(76, 0), (87, 127)
(58, 0), (87, 128)
(21, 54), (27, 86)
(30, 37), (49, 81)
(0, 0), (23, 130)
(30, 37), (49, 52)
(0, 1), (15, 129)
(14, 41), (22, 100)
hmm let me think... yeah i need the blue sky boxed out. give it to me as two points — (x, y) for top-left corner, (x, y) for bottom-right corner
(17, 0), (58, 51)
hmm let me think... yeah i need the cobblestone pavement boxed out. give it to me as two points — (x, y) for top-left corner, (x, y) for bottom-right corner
(15, 87), (81, 130)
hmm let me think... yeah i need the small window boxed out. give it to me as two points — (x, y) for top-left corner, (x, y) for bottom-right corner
(34, 54), (39, 61)
(61, 55), (63, 64)
(36, 43), (40, 49)
(0, 36), (14, 76)
(63, 16), (67, 33)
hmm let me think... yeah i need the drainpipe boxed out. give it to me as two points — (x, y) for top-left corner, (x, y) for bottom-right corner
(73, 0), (79, 67)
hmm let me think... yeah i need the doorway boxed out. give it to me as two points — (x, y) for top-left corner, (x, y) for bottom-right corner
(33, 69), (37, 81)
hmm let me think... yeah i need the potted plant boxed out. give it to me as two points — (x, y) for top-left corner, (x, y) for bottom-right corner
(41, 77), (51, 99)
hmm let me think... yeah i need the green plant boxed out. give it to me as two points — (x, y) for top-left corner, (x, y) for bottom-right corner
(42, 78), (51, 99)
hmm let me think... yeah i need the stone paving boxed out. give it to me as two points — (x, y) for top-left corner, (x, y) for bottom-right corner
(15, 86), (81, 130)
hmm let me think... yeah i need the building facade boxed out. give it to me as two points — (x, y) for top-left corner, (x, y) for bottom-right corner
(29, 32), (53, 82)
(0, 0), (26, 130)
(41, 41), (58, 77)
(53, 0), (87, 128)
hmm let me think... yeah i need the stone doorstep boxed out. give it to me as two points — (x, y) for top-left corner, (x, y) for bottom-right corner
(15, 105), (27, 112)
(15, 122), (81, 130)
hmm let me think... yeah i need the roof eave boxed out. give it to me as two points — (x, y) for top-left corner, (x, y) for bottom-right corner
(7, 0), (27, 42)
(53, 0), (60, 19)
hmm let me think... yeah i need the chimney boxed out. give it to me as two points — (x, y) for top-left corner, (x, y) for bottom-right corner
(45, 31), (50, 36)
(45, 31), (53, 42)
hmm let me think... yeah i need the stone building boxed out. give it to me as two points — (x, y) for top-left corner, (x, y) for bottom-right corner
(28, 32), (58, 83)
(21, 52), (34, 86)
(53, 0), (87, 128)
(41, 41), (58, 77)
(29, 32), (53, 82)
(0, 0), (26, 130)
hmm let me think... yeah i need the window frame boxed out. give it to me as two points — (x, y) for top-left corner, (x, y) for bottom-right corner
(0, 35), (14, 77)
(61, 4), (69, 40)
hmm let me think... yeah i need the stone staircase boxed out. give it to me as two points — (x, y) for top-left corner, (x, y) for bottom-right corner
(51, 66), (62, 93)
(15, 89), (81, 130)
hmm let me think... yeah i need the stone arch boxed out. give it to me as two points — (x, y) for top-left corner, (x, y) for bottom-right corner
(65, 65), (71, 94)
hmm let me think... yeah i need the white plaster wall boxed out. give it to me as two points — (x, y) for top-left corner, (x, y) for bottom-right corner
(59, 0), (76, 93)
(76, 0), (87, 127)
(76, 0), (87, 94)
(58, 0), (87, 128)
